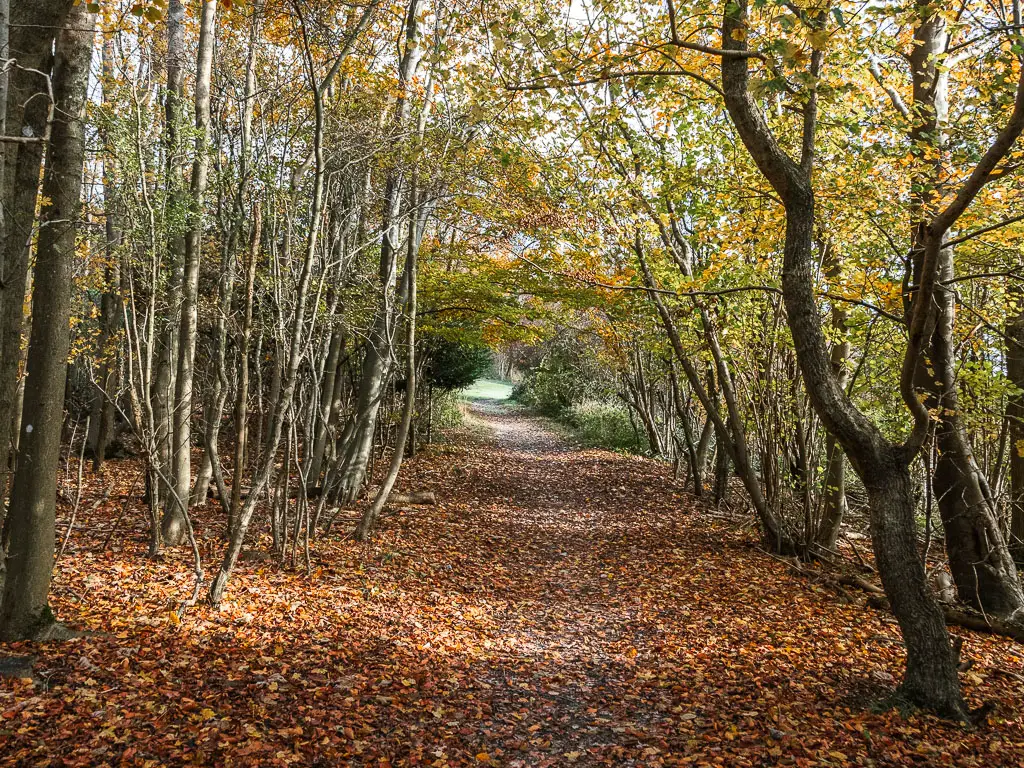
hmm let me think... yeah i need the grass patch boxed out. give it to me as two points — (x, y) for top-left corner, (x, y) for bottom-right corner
(461, 378), (514, 401)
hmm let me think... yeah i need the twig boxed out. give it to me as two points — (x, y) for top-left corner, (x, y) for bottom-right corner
(56, 417), (89, 563)
(100, 470), (143, 551)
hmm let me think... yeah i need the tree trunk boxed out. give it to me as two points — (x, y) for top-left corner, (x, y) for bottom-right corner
(229, 203), (260, 535)
(0, 0), (76, 526)
(88, 35), (122, 474)
(0, 4), (94, 639)
(1009, 284), (1024, 567)
(713, 435), (730, 505)
(928, 247), (1024, 615)
(149, 0), (187, 551)
(334, 339), (389, 502)
(900, 3), (1024, 617)
(355, 185), (421, 541)
(720, 0), (968, 716)
(309, 326), (344, 484)
(164, 0), (218, 545)
(816, 246), (850, 551)
(668, 363), (702, 496)
(334, 0), (421, 503)
(863, 451), (965, 715)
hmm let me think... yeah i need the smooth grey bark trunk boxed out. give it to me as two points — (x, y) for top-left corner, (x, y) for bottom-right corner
(334, 333), (389, 502)
(695, 414), (713, 485)
(817, 434), (847, 550)
(0, 4), (94, 639)
(354, 187), (421, 541)
(720, 0), (969, 717)
(164, 0), (218, 545)
(192, 8), (257, 509)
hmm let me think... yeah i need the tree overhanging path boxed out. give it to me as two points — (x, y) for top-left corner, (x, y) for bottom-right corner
(3, 401), (1024, 764)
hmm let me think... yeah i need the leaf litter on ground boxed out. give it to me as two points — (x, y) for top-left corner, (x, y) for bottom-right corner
(2, 401), (1024, 766)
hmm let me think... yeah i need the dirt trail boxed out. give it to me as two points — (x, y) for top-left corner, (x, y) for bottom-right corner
(463, 397), (570, 453)
(3, 397), (1024, 766)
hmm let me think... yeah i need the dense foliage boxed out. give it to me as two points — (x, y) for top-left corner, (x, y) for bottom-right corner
(422, 340), (493, 393)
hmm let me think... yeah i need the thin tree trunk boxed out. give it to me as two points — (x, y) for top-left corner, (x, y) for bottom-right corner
(192, 6), (258, 508)
(89, 35), (122, 474)
(229, 203), (260, 535)
(1009, 283), (1024, 567)
(668, 363), (701, 494)
(334, 0), (420, 504)
(816, 244), (850, 551)
(309, 326), (344, 484)
(355, 189), (420, 541)
(150, 0), (187, 551)
(164, 0), (218, 545)
(713, 434), (730, 505)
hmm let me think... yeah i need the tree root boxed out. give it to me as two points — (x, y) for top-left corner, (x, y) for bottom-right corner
(838, 573), (1024, 645)
(768, 553), (1024, 646)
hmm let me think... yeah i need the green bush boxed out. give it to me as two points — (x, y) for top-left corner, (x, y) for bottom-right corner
(423, 339), (492, 392)
(512, 341), (609, 416)
(566, 400), (644, 452)
(431, 391), (465, 430)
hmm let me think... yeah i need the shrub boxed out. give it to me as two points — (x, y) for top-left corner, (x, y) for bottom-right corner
(567, 400), (643, 452)
(423, 339), (492, 392)
(512, 340), (609, 416)
(432, 391), (465, 430)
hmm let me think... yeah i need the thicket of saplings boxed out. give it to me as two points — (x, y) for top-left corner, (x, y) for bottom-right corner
(510, 330), (947, 555)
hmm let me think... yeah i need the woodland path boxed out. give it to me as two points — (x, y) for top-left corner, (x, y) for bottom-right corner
(2, 397), (1024, 765)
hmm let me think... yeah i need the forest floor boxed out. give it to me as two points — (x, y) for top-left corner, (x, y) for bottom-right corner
(3, 398), (1024, 766)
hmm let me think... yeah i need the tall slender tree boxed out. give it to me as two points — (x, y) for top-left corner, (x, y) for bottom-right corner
(0, 0), (76, 543)
(163, 0), (219, 546)
(0, 3), (95, 639)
